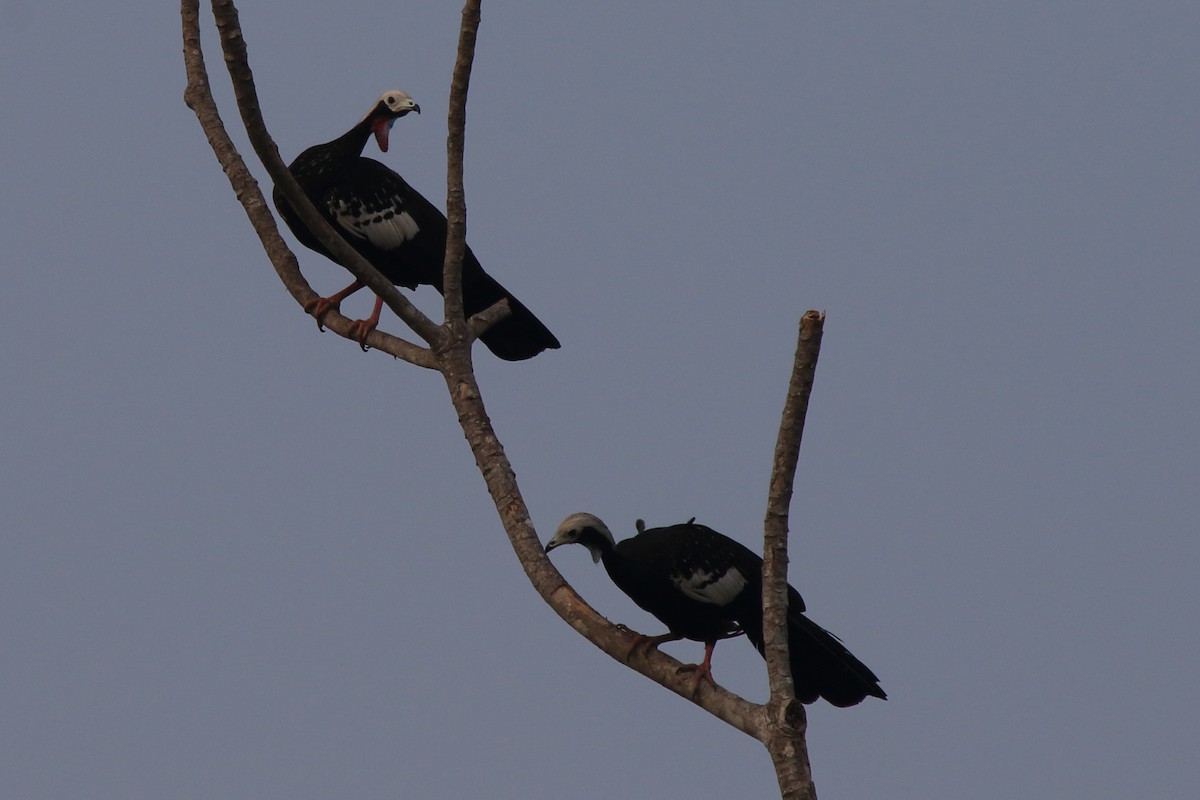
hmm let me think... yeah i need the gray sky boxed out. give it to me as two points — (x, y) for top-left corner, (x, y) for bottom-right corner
(3, 2), (1198, 797)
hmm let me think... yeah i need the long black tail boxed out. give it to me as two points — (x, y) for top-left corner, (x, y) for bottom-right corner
(456, 256), (560, 361)
(742, 607), (886, 707)
(783, 613), (887, 707)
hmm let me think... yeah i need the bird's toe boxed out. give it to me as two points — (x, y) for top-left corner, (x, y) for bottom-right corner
(304, 296), (341, 332)
(347, 319), (377, 351)
(675, 663), (716, 698)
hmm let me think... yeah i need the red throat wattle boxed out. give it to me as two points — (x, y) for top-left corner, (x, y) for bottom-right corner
(371, 116), (392, 152)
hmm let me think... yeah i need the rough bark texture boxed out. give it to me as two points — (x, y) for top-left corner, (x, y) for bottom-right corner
(182, 1), (833, 795)
(429, 0), (769, 740)
(438, 1), (476, 348)
(761, 311), (826, 799)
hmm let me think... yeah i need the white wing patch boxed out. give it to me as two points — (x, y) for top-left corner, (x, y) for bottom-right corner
(330, 200), (420, 251)
(673, 567), (746, 607)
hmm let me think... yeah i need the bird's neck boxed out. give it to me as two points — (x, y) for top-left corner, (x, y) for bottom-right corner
(288, 119), (374, 187)
(577, 529), (617, 564)
(323, 118), (374, 161)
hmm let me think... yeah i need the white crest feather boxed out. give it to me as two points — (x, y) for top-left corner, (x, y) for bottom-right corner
(359, 89), (418, 124)
(547, 512), (615, 564)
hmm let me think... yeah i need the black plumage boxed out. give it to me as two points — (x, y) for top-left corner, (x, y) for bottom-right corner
(546, 513), (886, 707)
(273, 90), (560, 360)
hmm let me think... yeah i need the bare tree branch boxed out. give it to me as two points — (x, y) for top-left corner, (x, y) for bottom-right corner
(429, 0), (774, 739)
(436, 3), (515, 350)
(180, 0), (444, 367)
(183, 2), (842, 795)
(181, 0), (435, 366)
(438, 0), (479, 353)
(209, 0), (445, 354)
(761, 310), (826, 800)
(466, 297), (514, 341)
(546, 584), (769, 739)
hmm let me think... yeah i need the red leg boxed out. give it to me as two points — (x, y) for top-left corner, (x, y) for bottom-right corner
(304, 279), (365, 331)
(676, 640), (720, 698)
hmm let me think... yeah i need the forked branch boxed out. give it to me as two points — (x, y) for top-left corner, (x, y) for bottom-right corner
(181, 0), (824, 795)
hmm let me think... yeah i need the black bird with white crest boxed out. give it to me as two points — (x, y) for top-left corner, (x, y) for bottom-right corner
(545, 513), (886, 707)
(273, 90), (560, 360)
